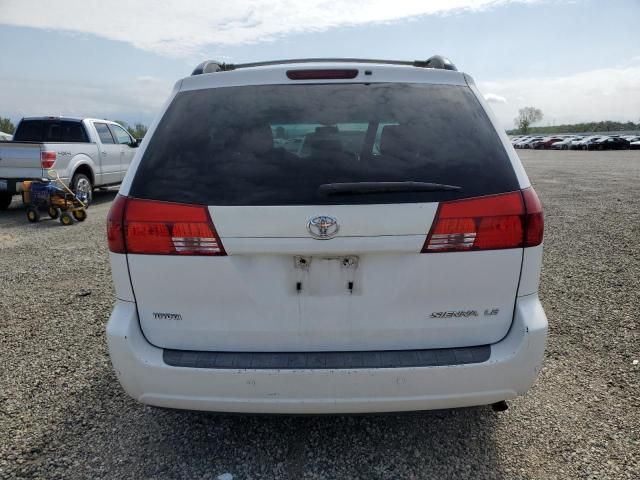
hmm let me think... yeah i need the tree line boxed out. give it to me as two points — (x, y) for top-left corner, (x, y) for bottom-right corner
(0, 116), (148, 139)
(512, 107), (640, 135)
(508, 120), (640, 135)
(113, 121), (148, 139)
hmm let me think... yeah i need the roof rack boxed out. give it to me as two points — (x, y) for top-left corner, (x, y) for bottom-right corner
(191, 55), (457, 76)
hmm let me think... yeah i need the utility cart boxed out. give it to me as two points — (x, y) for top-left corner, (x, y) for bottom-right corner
(22, 170), (88, 225)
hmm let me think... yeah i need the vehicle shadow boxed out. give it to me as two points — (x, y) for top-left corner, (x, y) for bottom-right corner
(16, 366), (505, 480)
(91, 188), (118, 206)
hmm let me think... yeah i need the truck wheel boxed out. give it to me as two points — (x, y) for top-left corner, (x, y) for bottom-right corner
(71, 173), (93, 207)
(48, 207), (60, 219)
(26, 207), (40, 223)
(0, 192), (12, 211)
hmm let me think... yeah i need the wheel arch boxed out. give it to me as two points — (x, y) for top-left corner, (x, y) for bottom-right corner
(71, 162), (95, 186)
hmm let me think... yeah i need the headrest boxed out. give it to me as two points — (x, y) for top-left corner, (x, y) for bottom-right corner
(315, 126), (339, 135)
(238, 124), (274, 154)
(304, 126), (343, 154)
(380, 125), (416, 157)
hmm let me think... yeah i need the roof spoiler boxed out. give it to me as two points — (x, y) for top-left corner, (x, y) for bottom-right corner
(191, 55), (457, 76)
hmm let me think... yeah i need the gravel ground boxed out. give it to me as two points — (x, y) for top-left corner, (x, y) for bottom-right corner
(0, 150), (638, 479)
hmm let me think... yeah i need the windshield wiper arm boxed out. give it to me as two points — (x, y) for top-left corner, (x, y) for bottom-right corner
(319, 181), (461, 196)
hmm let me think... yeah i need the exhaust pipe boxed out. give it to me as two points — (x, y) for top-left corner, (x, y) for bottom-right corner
(491, 401), (509, 412)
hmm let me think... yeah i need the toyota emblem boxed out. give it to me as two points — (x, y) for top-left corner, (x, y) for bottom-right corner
(307, 216), (339, 240)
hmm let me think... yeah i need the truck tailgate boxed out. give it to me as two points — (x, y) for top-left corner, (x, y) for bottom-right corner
(0, 143), (44, 188)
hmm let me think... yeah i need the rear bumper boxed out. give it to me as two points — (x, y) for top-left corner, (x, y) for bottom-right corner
(0, 178), (35, 194)
(0, 176), (70, 194)
(106, 294), (547, 414)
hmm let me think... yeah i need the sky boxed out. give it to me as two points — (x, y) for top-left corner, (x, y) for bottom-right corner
(0, 0), (639, 130)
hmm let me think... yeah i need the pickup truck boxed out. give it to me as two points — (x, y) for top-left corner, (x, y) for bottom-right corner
(0, 117), (139, 210)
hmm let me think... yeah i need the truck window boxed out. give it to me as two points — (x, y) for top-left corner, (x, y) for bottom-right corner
(108, 124), (133, 145)
(13, 120), (89, 143)
(95, 123), (116, 144)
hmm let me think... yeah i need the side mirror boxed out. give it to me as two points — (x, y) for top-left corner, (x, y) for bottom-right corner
(130, 138), (141, 148)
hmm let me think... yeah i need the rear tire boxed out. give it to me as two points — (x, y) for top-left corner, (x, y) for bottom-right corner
(71, 173), (93, 207)
(26, 207), (40, 223)
(0, 192), (12, 211)
(48, 207), (60, 219)
(60, 212), (74, 226)
(72, 209), (87, 222)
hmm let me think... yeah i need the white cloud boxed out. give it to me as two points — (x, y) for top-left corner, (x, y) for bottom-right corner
(0, 75), (172, 124)
(1, 0), (539, 57)
(484, 93), (507, 103)
(479, 66), (640, 129)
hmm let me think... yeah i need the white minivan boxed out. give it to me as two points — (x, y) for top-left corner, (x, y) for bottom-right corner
(106, 57), (547, 414)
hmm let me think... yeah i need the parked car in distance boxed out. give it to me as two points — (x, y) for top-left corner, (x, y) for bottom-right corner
(569, 135), (602, 150)
(106, 56), (548, 414)
(579, 136), (610, 150)
(588, 136), (630, 150)
(532, 136), (563, 149)
(516, 136), (544, 149)
(630, 140), (640, 150)
(551, 137), (582, 149)
(0, 117), (139, 210)
(0, 131), (12, 141)
(516, 136), (540, 146)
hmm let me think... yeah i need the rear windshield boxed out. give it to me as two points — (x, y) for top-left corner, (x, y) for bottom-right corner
(13, 120), (89, 143)
(131, 83), (518, 205)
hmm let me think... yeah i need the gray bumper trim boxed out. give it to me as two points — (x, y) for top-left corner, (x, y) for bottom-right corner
(162, 345), (491, 370)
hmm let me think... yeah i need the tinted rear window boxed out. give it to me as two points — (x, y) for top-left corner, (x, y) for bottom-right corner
(13, 120), (89, 143)
(131, 83), (517, 205)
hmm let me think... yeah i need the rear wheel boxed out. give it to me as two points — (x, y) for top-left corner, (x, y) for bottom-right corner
(72, 209), (87, 222)
(48, 206), (60, 219)
(0, 192), (12, 211)
(26, 207), (40, 223)
(71, 173), (93, 207)
(60, 212), (74, 226)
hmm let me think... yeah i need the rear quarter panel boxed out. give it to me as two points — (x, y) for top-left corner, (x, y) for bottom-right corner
(43, 143), (100, 186)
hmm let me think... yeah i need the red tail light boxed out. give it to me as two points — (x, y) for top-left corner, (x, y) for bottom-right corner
(41, 151), (56, 168)
(287, 69), (358, 80)
(106, 196), (226, 256)
(422, 188), (543, 253)
(107, 195), (127, 253)
(522, 187), (544, 247)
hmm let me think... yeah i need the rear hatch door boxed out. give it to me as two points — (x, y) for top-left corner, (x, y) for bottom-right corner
(125, 80), (524, 352)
